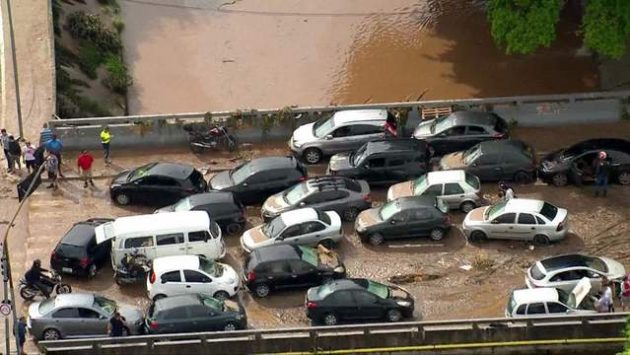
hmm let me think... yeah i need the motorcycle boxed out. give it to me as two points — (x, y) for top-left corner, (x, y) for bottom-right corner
(183, 123), (238, 153)
(114, 250), (151, 286)
(19, 271), (72, 301)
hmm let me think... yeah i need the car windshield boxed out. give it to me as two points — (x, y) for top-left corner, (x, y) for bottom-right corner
(539, 202), (558, 221)
(262, 217), (286, 239)
(199, 294), (225, 312)
(584, 257), (608, 273)
(506, 292), (517, 315)
(413, 175), (429, 195)
(128, 163), (157, 181)
(465, 173), (480, 190)
(317, 211), (331, 225)
(94, 296), (117, 316)
(284, 183), (308, 205)
(366, 280), (389, 299)
(38, 298), (55, 315)
(485, 201), (507, 220)
(316, 283), (334, 299)
(351, 144), (368, 166)
(200, 258), (224, 277)
(298, 245), (319, 266)
(230, 163), (253, 185)
(463, 146), (482, 165)
(314, 116), (336, 138)
(379, 201), (400, 220)
(431, 116), (450, 134)
(530, 264), (546, 280)
(173, 197), (192, 212)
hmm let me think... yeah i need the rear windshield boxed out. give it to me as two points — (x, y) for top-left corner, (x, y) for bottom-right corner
(413, 175), (429, 195)
(539, 202), (558, 221)
(129, 163), (158, 181)
(317, 211), (331, 225)
(366, 280), (389, 299)
(284, 183), (308, 205)
(298, 246), (318, 266)
(174, 197), (192, 212)
(506, 291), (517, 315)
(189, 170), (206, 190)
(530, 264), (546, 280)
(38, 298), (55, 315)
(262, 216), (286, 238)
(316, 283), (335, 299)
(344, 179), (361, 192)
(199, 294), (224, 311)
(493, 115), (508, 133)
(200, 258), (224, 277)
(230, 163), (253, 185)
(94, 296), (117, 316)
(210, 221), (221, 237)
(465, 173), (480, 190)
(55, 244), (87, 258)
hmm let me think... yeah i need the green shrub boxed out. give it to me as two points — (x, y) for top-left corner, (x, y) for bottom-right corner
(112, 15), (125, 33)
(77, 43), (104, 79)
(103, 54), (132, 94)
(66, 11), (121, 53)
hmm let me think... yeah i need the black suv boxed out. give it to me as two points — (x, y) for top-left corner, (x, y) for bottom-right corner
(327, 139), (430, 185)
(156, 191), (247, 234)
(209, 156), (308, 205)
(50, 218), (114, 278)
(243, 244), (346, 298)
(538, 138), (630, 186)
(261, 176), (371, 222)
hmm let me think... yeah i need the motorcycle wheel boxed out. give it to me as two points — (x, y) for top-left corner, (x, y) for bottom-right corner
(20, 287), (36, 301)
(55, 283), (72, 295)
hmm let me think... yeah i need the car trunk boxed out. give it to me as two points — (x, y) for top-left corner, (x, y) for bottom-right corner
(51, 244), (88, 273)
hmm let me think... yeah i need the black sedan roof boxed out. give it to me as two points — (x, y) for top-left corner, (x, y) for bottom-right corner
(324, 278), (381, 292)
(60, 219), (112, 246)
(146, 162), (195, 180)
(154, 294), (202, 311)
(387, 196), (437, 210)
(187, 191), (235, 206)
(445, 111), (501, 127)
(364, 139), (427, 156)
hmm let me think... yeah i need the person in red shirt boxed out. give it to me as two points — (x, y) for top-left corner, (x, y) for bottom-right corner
(77, 149), (95, 188)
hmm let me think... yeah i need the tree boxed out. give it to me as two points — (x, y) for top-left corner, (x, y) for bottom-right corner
(582, 0), (630, 59)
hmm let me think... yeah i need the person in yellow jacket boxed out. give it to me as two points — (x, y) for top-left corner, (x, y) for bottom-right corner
(100, 126), (112, 164)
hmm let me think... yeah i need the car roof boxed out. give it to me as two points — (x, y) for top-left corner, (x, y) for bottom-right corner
(147, 162), (195, 180)
(426, 170), (466, 184)
(445, 111), (498, 127)
(512, 288), (559, 304)
(245, 156), (298, 171)
(251, 245), (300, 264)
(154, 294), (201, 311)
(566, 138), (630, 155)
(478, 139), (528, 154)
(333, 109), (387, 125)
(389, 196), (436, 209)
(152, 255), (200, 274)
(187, 192), (235, 206)
(539, 254), (598, 272)
(108, 211), (210, 236)
(53, 293), (95, 308)
(60, 223), (98, 246)
(324, 278), (378, 291)
(279, 208), (319, 224)
(365, 139), (426, 156)
(502, 198), (544, 213)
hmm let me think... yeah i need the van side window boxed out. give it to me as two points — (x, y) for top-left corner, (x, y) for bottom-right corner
(189, 231), (211, 242)
(124, 236), (154, 249)
(156, 233), (184, 246)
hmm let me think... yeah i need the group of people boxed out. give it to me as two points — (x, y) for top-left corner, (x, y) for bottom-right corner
(594, 275), (630, 313)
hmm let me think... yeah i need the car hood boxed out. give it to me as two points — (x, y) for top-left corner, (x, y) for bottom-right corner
(241, 225), (270, 250)
(111, 170), (131, 186)
(262, 193), (290, 214)
(465, 206), (486, 223)
(440, 152), (467, 170)
(329, 153), (354, 172)
(413, 120), (434, 139)
(155, 204), (176, 213)
(600, 257), (626, 279)
(387, 181), (414, 201)
(355, 208), (382, 229)
(28, 302), (43, 320)
(118, 304), (143, 325)
(209, 171), (234, 191)
(292, 123), (317, 146)
(214, 263), (239, 285)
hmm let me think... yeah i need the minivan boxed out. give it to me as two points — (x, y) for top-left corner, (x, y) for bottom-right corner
(95, 211), (225, 268)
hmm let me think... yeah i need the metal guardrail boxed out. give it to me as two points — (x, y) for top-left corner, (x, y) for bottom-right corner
(37, 313), (629, 353)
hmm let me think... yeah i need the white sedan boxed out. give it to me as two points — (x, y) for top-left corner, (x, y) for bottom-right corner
(240, 208), (342, 252)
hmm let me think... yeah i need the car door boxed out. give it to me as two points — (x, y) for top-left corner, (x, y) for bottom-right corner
(546, 302), (569, 315)
(264, 260), (294, 289)
(487, 213), (516, 240)
(516, 213), (538, 240)
(299, 221), (328, 244)
(319, 190), (350, 214)
(122, 236), (156, 261)
(159, 270), (186, 296)
(525, 303), (547, 317)
(77, 307), (108, 336)
(432, 126), (467, 154)
(279, 224), (303, 246)
(463, 126), (489, 150)
(420, 183), (443, 199)
(385, 157), (410, 184)
(352, 290), (384, 320)
(548, 270), (586, 292)
(442, 182), (465, 210)
(188, 304), (219, 332)
(469, 153), (502, 181)
(384, 210), (412, 239)
(155, 233), (186, 258)
(134, 176), (179, 205)
(158, 306), (190, 334)
(288, 259), (318, 287)
(51, 307), (81, 337)
(324, 290), (358, 320)
(327, 126), (354, 153)
(183, 269), (214, 295)
(87, 237), (109, 266)
(408, 208), (435, 237)
(186, 230), (221, 258)
(349, 124), (386, 151)
(362, 157), (387, 184)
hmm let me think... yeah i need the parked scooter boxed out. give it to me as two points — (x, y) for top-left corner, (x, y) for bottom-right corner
(183, 123), (238, 153)
(19, 271), (72, 301)
(114, 249), (151, 285)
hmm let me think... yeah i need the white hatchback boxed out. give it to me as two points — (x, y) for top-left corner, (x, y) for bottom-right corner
(147, 255), (239, 301)
(240, 208), (342, 253)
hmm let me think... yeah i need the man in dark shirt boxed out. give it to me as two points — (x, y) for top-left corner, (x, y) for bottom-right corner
(108, 312), (128, 337)
(24, 259), (50, 298)
(593, 151), (611, 197)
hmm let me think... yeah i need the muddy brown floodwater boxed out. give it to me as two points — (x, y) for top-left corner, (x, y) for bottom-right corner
(121, 0), (598, 115)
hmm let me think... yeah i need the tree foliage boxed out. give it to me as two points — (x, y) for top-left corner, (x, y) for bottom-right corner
(582, 0), (630, 59)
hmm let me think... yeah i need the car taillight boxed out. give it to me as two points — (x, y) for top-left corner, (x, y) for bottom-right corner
(149, 271), (156, 284)
(556, 221), (565, 232)
(493, 133), (505, 139)
(299, 176), (307, 182)
(362, 194), (371, 202)
(306, 301), (317, 309)
(79, 257), (90, 268)
(51, 251), (56, 260)
(149, 320), (159, 330)
(443, 215), (451, 225)
(247, 271), (255, 282)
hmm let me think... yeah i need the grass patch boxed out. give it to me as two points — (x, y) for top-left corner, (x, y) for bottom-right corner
(77, 43), (104, 79)
(103, 54), (132, 94)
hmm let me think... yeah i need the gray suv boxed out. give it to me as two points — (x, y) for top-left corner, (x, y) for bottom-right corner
(261, 176), (371, 222)
(289, 109), (387, 164)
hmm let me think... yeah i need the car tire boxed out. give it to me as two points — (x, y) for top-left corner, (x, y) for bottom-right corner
(429, 228), (445, 241)
(153, 294), (167, 302)
(226, 223), (243, 235)
(460, 201), (476, 213)
(55, 283), (72, 295)
(368, 233), (384, 246)
(342, 207), (360, 222)
(533, 234), (550, 246)
(254, 283), (270, 298)
(213, 291), (230, 301)
(43, 328), (61, 341)
(618, 171), (630, 185)
(386, 309), (403, 322)
(303, 148), (323, 165)
(318, 239), (335, 249)
(322, 313), (338, 326)
(469, 230), (487, 243)
(87, 264), (97, 279)
(551, 173), (568, 187)
(224, 322), (238, 331)
(114, 193), (131, 205)
(513, 171), (532, 184)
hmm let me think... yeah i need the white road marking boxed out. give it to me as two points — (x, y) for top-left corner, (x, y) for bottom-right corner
(388, 243), (445, 248)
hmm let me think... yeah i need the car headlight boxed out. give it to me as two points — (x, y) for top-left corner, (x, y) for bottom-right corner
(334, 266), (345, 273)
(396, 300), (411, 307)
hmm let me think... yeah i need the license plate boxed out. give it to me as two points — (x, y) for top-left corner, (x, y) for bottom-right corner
(62, 267), (73, 273)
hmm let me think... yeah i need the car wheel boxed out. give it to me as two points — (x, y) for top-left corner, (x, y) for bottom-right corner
(55, 284), (72, 295)
(224, 322), (238, 331)
(513, 171), (532, 184)
(323, 313), (338, 326)
(618, 171), (630, 185)
(254, 284), (270, 298)
(213, 291), (230, 301)
(533, 234), (550, 246)
(87, 264), (97, 279)
(226, 223), (243, 235)
(386, 309), (403, 322)
(429, 228), (445, 241)
(43, 328), (61, 341)
(469, 230), (487, 243)
(303, 148), (323, 165)
(153, 294), (167, 302)
(551, 173), (568, 187)
(114, 193), (131, 205)
(460, 201), (476, 213)
(368, 233), (384, 246)
(342, 207), (360, 222)
(318, 239), (335, 249)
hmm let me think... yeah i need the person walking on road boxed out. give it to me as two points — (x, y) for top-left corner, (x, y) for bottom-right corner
(1, 128), (11, 171)
(593, 151), (611, 197)
(45, 134), (64, 178)
(39, 123), (54, 146)
(77, 149), (95, 188)
(100, 126), (112, 165)
(23, 141), (37, 173)
(45, 151), (59, 190)
(15, 316), (27, 354)
(108, 311), (129, 337)
(8, 135), (22, 172)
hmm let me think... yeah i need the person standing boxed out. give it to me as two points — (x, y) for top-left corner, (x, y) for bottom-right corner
(45, 134), (64, 178)
(45, 151), (59, 190)
(23, 141), (36, 173)
(100, 126), (112, 164)
(620, 275), (630, 311)
(8, 135), (22, 172)
(1, 128), (11, 171)
(108, 312), (128, 337)
(14, 316), (27, 354)
(593, 151), (611, 197)
(39, 123), (54, 146)
(77, 150), (95, 188)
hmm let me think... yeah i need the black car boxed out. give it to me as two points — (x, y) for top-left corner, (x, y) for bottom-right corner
(145, 294), (246, 334)
(50, 218), (114, 278)
(355, 196), (451, 246)
(538, 138), (630, 187)
(439, 139), (536, 183)
(155, 191), (247, 234)
(110, 162), (207, 207)
(209, 156), (308, 205)
(413, 111), (509, 156)
(243, 244), (346, 298)
(305, 278), (414, 325)
(327, 139), (430, 186)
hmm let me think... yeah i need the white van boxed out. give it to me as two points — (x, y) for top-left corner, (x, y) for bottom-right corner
(95, 211), (225, 268)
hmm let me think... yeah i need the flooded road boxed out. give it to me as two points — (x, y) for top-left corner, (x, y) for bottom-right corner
(121, 0), (598, 114)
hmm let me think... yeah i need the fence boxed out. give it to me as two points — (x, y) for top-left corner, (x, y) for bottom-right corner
(37, 313), (629, 354)
(49, 90), (630, 150)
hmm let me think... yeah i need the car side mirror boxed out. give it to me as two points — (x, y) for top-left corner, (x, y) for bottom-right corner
(298, 202), (306, 207)
(325, 135), (333, 140)
(242, 182), (248, 187)
(390, 220), (397, 225)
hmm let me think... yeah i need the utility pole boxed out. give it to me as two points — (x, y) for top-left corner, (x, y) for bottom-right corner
(5, 0), (24, 137)
(1, 256), (9, 355)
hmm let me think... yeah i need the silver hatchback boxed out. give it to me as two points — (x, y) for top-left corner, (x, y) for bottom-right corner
(289, 109), (387, 164)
